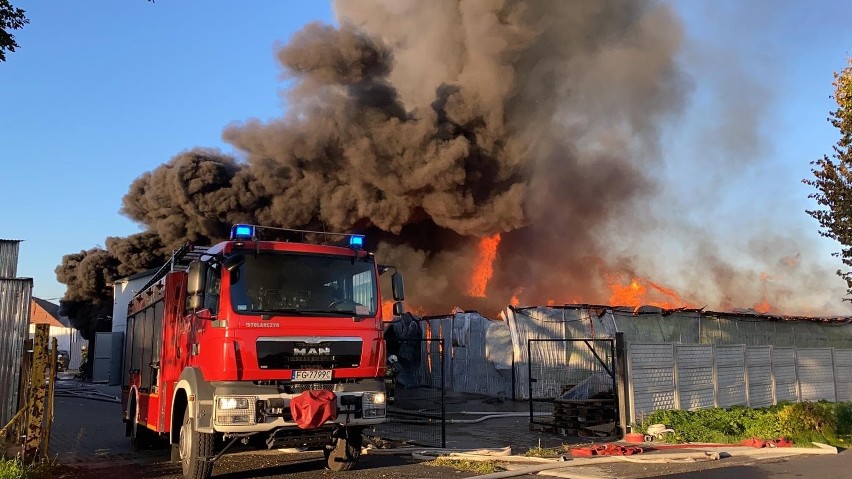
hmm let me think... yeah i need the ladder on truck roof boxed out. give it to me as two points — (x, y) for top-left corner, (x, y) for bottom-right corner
(138, 243), (210, 293)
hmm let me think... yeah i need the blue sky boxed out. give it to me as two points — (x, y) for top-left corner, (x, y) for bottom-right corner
(2, 1), (852, 311)
(1, 1), (334, 300)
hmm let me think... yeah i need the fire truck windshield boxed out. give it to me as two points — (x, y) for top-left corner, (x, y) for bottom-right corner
(228, 251), (377, 316)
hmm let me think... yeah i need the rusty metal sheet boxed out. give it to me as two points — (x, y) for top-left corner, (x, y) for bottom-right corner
(0, 278), (33, 426)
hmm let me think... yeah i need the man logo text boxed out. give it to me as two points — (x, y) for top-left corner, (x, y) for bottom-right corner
(294, 347), (331, 355)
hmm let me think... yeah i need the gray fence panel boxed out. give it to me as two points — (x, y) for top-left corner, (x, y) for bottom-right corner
(747, 346), (773, 407)
(627, 344), (676, 423)
(716, 345), (747, 407)
(833, 349), (852, 401)
(772, 347), (798, 403)
(675, 345), (715, 410)
(798, 349), (836, 401)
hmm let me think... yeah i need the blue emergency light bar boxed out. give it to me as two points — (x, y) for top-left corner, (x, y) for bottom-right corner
(230, 224), (255, 240)
(228, 224), (366, 249)
(349, 234), (365, 249)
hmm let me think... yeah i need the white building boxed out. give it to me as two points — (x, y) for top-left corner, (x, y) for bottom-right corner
(97, 269), (157, 384)
(30, 297), (86, 370)
(111, 269), (157, 335)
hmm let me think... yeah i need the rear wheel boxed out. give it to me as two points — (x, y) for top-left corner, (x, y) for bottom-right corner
(179, 408), (214, 479)
(325, 428), (362, 471)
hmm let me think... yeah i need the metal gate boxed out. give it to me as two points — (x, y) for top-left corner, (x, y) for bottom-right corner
(372, 338), (445, 447)
(528, 338), (618, 436)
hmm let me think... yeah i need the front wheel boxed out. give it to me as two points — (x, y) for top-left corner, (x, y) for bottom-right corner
(325, 428), (362, 471)
(179, 408), (215, 479)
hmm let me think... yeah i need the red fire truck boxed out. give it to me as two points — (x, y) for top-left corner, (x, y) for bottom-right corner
(121, 224), (405, 479)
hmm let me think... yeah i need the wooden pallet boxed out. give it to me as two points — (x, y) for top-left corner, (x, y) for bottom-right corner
(553, 398), (617, 432)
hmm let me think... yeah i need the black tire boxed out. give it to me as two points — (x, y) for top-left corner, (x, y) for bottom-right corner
(179, 408), (215, 479)
(325, 429), (362, 471)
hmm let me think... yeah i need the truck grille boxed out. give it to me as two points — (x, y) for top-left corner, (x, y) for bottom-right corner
(256, 339), (362, 370)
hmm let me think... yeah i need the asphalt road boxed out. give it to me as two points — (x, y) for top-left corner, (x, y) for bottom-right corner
(655, 448), (852, 479)
(60, 447), (852, 479)
(61, 449), (488, 479)
(49, 377), (852, 479)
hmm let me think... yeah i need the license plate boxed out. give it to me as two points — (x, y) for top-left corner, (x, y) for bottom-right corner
(291, 370), (333, 382)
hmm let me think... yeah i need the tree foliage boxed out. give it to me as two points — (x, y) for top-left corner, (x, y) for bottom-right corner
(805, 57), (852, 298)
(0, 0), (28, 62)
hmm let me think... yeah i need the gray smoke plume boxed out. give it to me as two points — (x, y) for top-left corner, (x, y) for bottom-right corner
(57, 0), (847, 322)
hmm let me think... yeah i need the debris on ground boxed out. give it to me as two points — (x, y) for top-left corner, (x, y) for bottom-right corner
(53, 382), (120, 403)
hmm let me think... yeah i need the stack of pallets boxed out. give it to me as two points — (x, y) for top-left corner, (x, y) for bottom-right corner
(552, 397), (616, 436)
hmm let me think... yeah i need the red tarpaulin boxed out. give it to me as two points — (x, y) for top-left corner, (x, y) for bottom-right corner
(290, 390), (338, 429)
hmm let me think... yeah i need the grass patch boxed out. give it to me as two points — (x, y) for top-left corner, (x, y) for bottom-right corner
(0, 457), (61, 479)
(424, 457), (505, 474)
(524, 445), (563, 458)
(638, 401), (852, 447)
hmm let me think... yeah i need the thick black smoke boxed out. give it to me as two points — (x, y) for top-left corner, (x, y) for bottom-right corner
(56, 0), (687, 321)
(59, 0), (836, 325)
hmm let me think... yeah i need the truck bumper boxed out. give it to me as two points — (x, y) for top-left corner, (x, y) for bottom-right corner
(209, 379), (386, 433)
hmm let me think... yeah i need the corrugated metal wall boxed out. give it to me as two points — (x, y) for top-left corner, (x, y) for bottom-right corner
(0, 278), (33, 426)
(0, 239), (21, 277)
(409, 305), (852, 421)
(506, 307), (614, 399)
(1, 239), (32, 426)
(419, 313), (513, 398)
(605, 307), (852, 348)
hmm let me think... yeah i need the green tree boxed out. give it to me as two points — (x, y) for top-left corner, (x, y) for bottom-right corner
(804, 57), (852, 297)
(0, 0), (28, 62)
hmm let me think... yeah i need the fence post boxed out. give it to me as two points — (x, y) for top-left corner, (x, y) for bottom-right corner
(671, 344), (680, 411)
(43, 337), (58, 458)
(614, 333), (629, 436)
(711, 344), (719, 407)
(23, 323), (49, 461)
(440, 338), (446, 449)
(831, 348), (838, 402)
(793, 348), (801, 403)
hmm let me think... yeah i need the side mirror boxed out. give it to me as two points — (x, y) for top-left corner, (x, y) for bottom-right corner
(186, 261), (208, 310)
(392, 301), (404, 316)
(391, 271), (405, 301)
(223, 253), (245, 272)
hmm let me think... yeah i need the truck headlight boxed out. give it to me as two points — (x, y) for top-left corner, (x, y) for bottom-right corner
(362, 392), (386, 418)
(215, 396), (256, 425)
(218, 397), (250, 410)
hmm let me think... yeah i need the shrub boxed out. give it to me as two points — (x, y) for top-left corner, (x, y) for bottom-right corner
(639, 401), (852, 446)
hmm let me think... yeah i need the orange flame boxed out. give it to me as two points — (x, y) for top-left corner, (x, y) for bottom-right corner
(754, 296), (771, 314)
(607, 274), (691, 311)
(754, 272), (772, 313)
(468, 233), (501, 297)
(509, 287), (523, 307)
